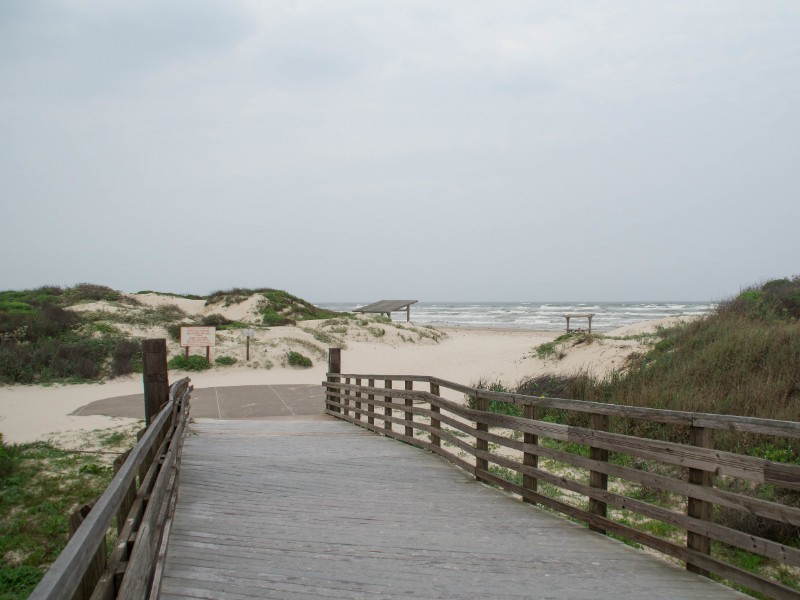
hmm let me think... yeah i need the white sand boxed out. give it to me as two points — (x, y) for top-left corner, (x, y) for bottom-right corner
(0, 316), (690, 445)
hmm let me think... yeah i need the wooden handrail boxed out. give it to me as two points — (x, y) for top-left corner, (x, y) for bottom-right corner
(332, 372), (800, 438)
(325, 357), (800, 600)
(29, 378), (191, 600)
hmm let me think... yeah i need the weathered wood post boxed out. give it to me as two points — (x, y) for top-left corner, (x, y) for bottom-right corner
(142, 339), (169, 427)
(687, 425), (714, 576)
(588, 413), (609, 533)
(344, 377), (351, 417)
(404, 381), (414, 437)
(355, 378), (362, 422)
(384, 380), (393, 432)
(523, 404), (539, 504)
(68, 501), (106, 600)
(430, 382), (441, 447)
(327, 348), (341, 414)
(475, 391), (489, 482)
(368, 378), (375, 425)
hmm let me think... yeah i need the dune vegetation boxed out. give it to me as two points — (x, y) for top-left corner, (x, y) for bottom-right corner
(0, 284), (342, 384)
(522, 276), (800, 433)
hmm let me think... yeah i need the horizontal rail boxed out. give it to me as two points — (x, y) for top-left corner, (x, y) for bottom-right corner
(325, 359), (800, 600)
(30, 378), (191, 600)
(332, 372), (800, 439)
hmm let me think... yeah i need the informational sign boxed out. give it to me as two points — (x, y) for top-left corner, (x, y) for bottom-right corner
(180, 326), (216, 348)
(241, 329), (255, 338)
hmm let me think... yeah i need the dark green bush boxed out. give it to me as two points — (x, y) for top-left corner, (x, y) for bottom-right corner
(720, 276), (800, 321)
(0, 433), (13, 481)
(112, 339), (141, 375)
(166, 324), (183, 342)
(286, 351), (312, 367)
(202, 313), (232, 327)
(0, 336), (110, 383)
(262, 308), (295, 327)
(167, 354), (211, 371)
(0, 303), (78, 344)
(61, 283), (121, 305)
(0, 564), (42, 597)
(215, 355), (237, 366)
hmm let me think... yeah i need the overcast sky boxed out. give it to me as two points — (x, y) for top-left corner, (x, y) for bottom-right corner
(1, 1), (798, 302)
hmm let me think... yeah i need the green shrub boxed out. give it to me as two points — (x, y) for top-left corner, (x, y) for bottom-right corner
(0, 335), (111, 384)
(721, 276), (800, 321)
(0, 301), (34, 313)
(286, 351), (312, 367)
(217, 321), (247, 330)
(215, 355), (237, 366)
(0, 433), (13, 481)
(112, 339), (141, 375)
(0, 564), (43, 597)
(0, 302), (78, 344)
(90, 322), (120, 334)
(61, 283), (121, 305)
(166, 323), (183, 342)
(167, 354), (211, 371)
(202, 313), (232, 327)
(262, 308), (295, 327)
(467, 380), (522, 417)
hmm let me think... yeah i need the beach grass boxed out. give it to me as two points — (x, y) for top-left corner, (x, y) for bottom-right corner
(0, 432), (124, 599)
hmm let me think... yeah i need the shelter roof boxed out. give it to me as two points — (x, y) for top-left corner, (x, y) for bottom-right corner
(354, 300), (418, 313)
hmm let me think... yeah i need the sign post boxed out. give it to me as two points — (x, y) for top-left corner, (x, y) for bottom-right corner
(180, 326), (216, 363)
(241, 329), (255, 361)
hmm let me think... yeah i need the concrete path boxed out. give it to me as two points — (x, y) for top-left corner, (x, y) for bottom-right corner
(73, 384), (325, 420)
(158, 419), (747, 600)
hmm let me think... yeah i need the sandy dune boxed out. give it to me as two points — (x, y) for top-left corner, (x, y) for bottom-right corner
(0, 316), (690, 444)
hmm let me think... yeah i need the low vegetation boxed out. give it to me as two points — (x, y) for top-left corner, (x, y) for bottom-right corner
(206, 288), (338, 326)
(0, 430), (131, 599)
(167, 354), (211, 371)
(525, 277), (800, 430)
(0, 284), (342, 384)
(285, 351), (312, 367)
(0, 284), (147, 384)
(474, 277), (800, 596)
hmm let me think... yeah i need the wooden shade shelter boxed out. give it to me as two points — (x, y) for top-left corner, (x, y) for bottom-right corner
(354, 300), (418, 322)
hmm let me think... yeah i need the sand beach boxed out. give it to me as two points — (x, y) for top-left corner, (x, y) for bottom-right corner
(0, 313), (693, 445)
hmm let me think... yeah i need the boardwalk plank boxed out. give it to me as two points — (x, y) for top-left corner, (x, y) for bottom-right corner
(160, 420), (748, 599)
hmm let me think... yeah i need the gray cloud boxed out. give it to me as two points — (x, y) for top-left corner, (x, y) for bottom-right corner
(1, 1), (798, 301)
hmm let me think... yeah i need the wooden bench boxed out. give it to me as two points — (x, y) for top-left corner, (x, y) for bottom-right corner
(563, 313), (594, 333)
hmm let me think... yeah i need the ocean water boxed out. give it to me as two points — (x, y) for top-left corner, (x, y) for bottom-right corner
(316, 301), (715, 332)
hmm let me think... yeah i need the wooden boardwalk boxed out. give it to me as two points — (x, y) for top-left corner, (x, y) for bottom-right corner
(159, 418), (748, 600)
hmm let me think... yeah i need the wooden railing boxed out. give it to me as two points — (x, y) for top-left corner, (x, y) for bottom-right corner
(324, 360), (800, 600)
(29, 377), (191, 600)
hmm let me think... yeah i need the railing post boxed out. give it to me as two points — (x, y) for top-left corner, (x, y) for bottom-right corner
(68, 502), (106, 600)
(404, 381), (414, 438)
(430, 382), (441, 447)
(344, 377), (351, 417)
(588, 413), (609, 533)
(142, 339), (169, 427)
(368, 378), (375, 425)
(355, 378), (362, 422)
(327, 348), (341, 414)
(476, 392), (489, 481)
(687, 425), (714, 576)
(523, 404), (539, 505)
(384, 380), (393, 432)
